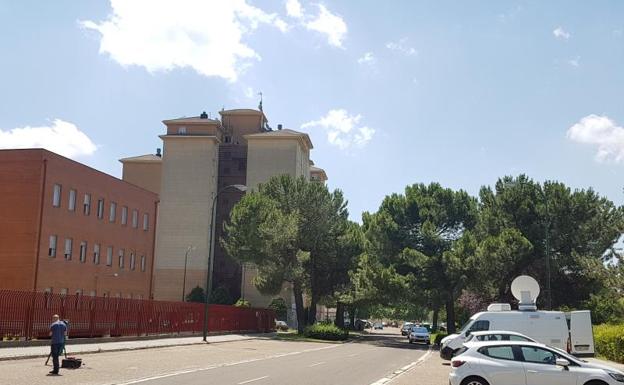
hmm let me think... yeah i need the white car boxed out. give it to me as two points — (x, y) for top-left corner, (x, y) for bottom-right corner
(449, 340), (624, 385)
(408, 326), (430, 345)
(401, 322), (414, 336)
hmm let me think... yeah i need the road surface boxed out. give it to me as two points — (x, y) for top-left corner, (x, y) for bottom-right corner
(1, 328), (452, 385)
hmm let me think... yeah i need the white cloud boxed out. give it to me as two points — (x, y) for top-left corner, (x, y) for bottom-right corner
(244, 86), (255, 99)
(301, 109), (375, 149)
(305, 4), (347, 48)
(285, 0), (303, 18)
(567, 114), (624, 163)
(568, 56), (580, 67)
(553, 27), (571, 40)
(81, 0), (289, 82)
(386, 38), (417, 56)
(0, 119), (97, 159)
(357, 52), (375, 65)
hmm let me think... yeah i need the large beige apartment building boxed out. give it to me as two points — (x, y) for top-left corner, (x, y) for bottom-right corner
(120, 108), (327, 310)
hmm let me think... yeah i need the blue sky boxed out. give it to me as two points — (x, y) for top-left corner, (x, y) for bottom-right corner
(0, 0), (623, 220)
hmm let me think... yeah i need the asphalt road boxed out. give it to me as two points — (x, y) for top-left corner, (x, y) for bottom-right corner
(0, 328), (451, 385)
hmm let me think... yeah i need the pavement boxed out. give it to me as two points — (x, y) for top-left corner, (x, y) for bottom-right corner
(0, 327), (448, 385)
(0, 333), (270, 361)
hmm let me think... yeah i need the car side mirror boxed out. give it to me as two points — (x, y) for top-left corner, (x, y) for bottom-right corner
(556, 358), (570, 368)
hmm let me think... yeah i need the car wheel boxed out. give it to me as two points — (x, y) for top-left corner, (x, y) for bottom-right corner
(584, 381), (609, 385)
(409, 339), (413, 344)
(460, 376), (490, 385)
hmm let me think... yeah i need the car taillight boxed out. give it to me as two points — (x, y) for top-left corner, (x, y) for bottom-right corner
(451, 360), (466, 368)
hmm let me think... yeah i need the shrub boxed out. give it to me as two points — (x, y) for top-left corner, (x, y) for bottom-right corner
(304, 323), (349, 341)
(594, 324), (624, 363)
(433, 332), (448, 346)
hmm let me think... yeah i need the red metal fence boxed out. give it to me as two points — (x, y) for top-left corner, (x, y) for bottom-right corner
(0, 290), (275, 340)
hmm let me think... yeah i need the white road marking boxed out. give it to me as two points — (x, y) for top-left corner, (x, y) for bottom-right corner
(348, 353), (359, 357)
(237, 375), (269, 384)
(369, 346), (434, 385)
(112, 344), (339, 385)
(308, 361), (325, 367)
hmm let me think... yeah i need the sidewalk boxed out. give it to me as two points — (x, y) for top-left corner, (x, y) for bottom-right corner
(0, 333), (274, 361)
(588, 357), (624, 371)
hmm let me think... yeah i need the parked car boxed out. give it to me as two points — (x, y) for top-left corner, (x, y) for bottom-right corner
(464, 330), (537, 344)
(408, 326), (430, 345)
(440, 307), (594, 359)
(449, 340), (624, 385)
(373, 322), (383, 330)
(275, 320), (289, 331)
(401, 322), (414, 336)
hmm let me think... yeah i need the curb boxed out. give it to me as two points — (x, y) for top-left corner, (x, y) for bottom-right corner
(0, 334), (274, 362)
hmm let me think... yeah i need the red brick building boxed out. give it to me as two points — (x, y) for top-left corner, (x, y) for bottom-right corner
(0, 149), (158, 298)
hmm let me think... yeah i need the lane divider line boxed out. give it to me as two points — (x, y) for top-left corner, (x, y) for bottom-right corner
(368, 346), (433, 385)
(237, 375), (269, 384)
(112, 344), (340, 385)
(308, 361), (325, 367)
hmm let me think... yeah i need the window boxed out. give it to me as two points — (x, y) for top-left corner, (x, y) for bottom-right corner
(469, 320), (490, 333)
(118, 249), (125, 268)
(64, 238), (72, 260)
(508, 335), (532, 342)
(223, 167), (231, 174)
(60, 288), (68, 295)
(48, 235), (57, 257)
(479, 346), (515, 361)
(89, 291), (96, 297)
(224, 135), (231, 143)
(79, 241), (87, 263)
(132, 210), (139, 228)
(121, 206), (128, 225)
(93, 243), (100, 264)
(68, 189), (76, 211)
(83, 193), (91, 215)
(75, 289), (82, 296)
(109, 202), (117, 222)
(106, 246), (113, 266)
(178, 126), (186, 134)
(52, 184), (62, 207)
(130, 252), (136, 270)
(143, 213), (149, 231)
(521, 346), (557, 365)
(140, 255), (146, 272)
(97, 199), (105, 219)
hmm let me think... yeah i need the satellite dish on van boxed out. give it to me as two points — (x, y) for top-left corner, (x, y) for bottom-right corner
(511, 275), (540, 311)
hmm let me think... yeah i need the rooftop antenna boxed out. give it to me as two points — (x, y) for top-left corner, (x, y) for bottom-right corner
(257, 92), (263, 112)
(511, 275), (540, 311)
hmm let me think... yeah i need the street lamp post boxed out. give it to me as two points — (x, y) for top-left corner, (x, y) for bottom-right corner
(543, 187), (552, 310)
(203, 184), (247, 342)
(182, 246), (195, 302)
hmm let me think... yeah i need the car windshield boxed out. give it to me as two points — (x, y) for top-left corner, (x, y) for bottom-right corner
(458, 319), (474, 334)
(412, 327), (428, 333)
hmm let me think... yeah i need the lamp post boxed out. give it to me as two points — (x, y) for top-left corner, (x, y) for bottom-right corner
(543, 186), (552, 310)
(182, 246), (196, 302)
(203, 184), (247, 342)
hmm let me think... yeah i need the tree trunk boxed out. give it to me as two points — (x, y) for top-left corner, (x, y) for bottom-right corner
(432, 307), (439, 331)
(293, 281), (306, 334)
(446, 292), (456, 334)
(308, 295), (317, 325)
(334, 302), (345, 328)
(349, 307), (356, 329)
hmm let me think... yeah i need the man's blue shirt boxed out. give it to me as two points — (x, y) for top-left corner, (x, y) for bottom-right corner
(50, 321), (67, 344)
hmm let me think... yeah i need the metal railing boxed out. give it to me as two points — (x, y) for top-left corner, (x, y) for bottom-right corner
(0, 290), (275, 340)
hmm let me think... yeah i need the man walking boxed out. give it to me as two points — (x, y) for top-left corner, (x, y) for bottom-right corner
(49, 314), (67, 375)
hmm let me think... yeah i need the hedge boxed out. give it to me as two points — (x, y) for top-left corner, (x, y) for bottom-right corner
(304, 323), (349, 341)
(594, 324), (624, 363)
(433, 332), (448, 346)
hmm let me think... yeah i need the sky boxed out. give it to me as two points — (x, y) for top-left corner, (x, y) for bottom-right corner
(0, 0), (623, 220)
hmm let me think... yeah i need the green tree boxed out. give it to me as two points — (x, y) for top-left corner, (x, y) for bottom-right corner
(223, 175), (351, 333)
(185, 286), (206, 303)
(357, 183), (478, 333)
(475, 175), (624, 308)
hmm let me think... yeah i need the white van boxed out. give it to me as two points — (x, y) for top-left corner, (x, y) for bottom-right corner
(439, 307), (594, 359)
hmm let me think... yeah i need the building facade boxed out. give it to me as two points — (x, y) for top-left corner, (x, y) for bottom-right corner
(0, 149), (158, 298)
(121, 108), (327, 307)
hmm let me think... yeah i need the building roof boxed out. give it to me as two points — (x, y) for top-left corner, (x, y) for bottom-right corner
(219, 108), (266, 118)
(162, 116), (220, 125)
(244, 128), (313, 150)
(310, 166), (328, 181)
(119, 154), (162, 163)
